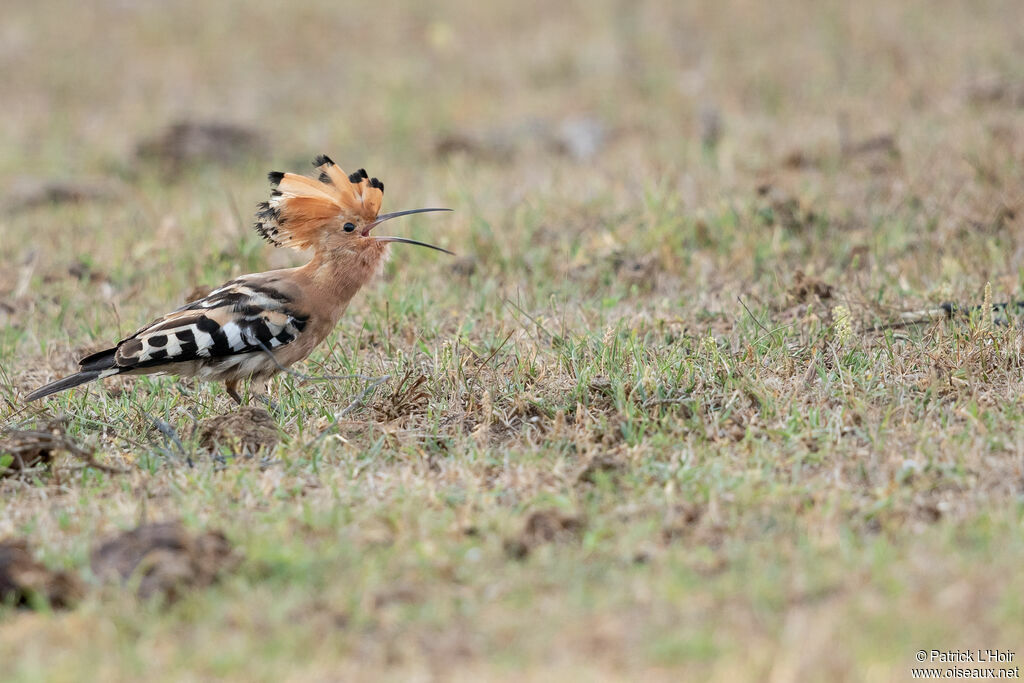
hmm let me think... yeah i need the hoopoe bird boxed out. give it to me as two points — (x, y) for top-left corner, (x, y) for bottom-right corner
(26, 155), (452, 404)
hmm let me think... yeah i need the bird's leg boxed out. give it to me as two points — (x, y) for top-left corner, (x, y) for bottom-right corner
(225, 379), (243, 405)
(252, 379), (281, 414)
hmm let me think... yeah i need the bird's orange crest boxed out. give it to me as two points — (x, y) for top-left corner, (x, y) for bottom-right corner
(254, 155), (385, 250)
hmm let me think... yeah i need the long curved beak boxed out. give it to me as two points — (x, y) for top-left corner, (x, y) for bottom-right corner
(365, 207), (453, 255)
(373, 236), (455, 255)
(364, 207), (452, 233)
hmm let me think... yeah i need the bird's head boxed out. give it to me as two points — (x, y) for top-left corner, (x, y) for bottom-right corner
(254, 155), (452, 257)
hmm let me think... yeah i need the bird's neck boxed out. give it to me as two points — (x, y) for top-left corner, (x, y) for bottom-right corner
(298, 245), (388, 321)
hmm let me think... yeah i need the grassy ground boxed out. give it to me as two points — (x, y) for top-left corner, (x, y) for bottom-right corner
(2, 0), (1024, 679)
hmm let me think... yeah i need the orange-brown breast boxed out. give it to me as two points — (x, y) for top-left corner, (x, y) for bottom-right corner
(278, 240), (390, 365)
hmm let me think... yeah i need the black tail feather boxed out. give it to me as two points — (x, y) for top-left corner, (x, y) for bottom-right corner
(79, 347), (117, 371)
(25, 346), (120, 402)
(25, 371), (105, 402)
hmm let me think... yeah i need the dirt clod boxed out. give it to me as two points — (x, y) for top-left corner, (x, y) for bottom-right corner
(842, 134), (899, 160)
(4, 178), (121, 213)
(660, 503), (705, 542)
(371, 583), (421, 610)
(576, 453), (626, 484)
(961, 78), (1024, 107)
(435, 116), (609, 163)
(757, 186), (819, 231)
(1, 421), (118, 477)
(90, 521), (238, 601)
(661, 503), (728, 550)
(193, 407), (278, 454)
(448, 256), (478, 278)
(505, 509), (585, 559)
(781, 149), (819, 169)
(136, 120), (266, 171)
(0, 431), (56, 476)
(614, 254), (659, 288)
(0, 539), (84, 608)
(788, 270), (834, 303)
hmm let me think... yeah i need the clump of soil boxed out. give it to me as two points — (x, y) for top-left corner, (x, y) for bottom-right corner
(613, 254), (659, 289)
(4, 177), (121, 213)
(1, 421), (120, 477)
(660, 503), (729, 553)
(576, 453), (627, 484)
(787, 270), (834, 303)
(0, 539), (84, 609)
(434, 116), (609, 163)
(90, 521), (238, 602)
(0, 431), (56, 476)
(371, 583), (422, 610)
(504, 509), (586, 559)
(136, 120), (266, 171)
(961, 77), (1024, 106)
(660, 502), (705, 543)
(193, 407), (278, 454)
(841, 133), (899, 161)
(448, 256), (478, 278)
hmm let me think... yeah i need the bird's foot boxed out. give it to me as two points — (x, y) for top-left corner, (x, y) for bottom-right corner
(225, 382), (243, 405)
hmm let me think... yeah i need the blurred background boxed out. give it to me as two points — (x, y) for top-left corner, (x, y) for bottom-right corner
(3, 0), (1023, 303)
(4, 0), (1020, 184)
(3, 0), (1022, 291)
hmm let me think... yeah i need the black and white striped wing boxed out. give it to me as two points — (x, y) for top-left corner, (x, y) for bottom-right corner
(93, 281), (309, 371)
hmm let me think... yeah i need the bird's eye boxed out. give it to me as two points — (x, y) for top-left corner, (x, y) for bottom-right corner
(343, 222), (356, 232)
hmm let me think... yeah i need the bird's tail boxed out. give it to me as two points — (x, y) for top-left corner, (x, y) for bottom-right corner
(25, 348), (120, 402)
(25, 371), (105, 402)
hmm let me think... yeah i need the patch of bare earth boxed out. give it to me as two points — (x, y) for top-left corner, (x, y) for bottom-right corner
(191, 407), (279, 455)
(90, 521), (239, 602)
(0, 539), (83, 609)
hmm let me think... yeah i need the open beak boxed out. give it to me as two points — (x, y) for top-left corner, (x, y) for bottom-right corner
(373, 236), (455, 255)
(363, 208), (454, 255)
